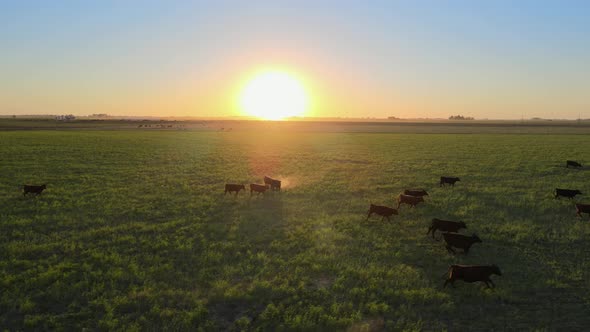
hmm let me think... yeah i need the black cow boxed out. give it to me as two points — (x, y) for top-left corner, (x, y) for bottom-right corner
(23, 184), (46, 196)
(250, 183), (269, 195)
(444, 264), (502, 288)
(367, 204), (398, 221)
(442, 233), (481, 254)
(567, 160), (582, 168)
(224, 184), (245, 196)
(440, 177), (460, 187)
(397, 194), (424, 209)
(555, 188), (582, 199)
(576, 204), (590, 218)
(427, 218), (467, 239)
(264, 176), (281, 191)
(404, 189), (429, 197)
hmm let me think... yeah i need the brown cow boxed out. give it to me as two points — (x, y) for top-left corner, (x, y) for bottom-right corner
(444, 264), (502, 288)
(264, 176), (281, 191)
(404, 189), (429, 197)
(440, 177), (460, 187)
(442, 233), (481, 254)
(367, 204), (398, 221)
(555, 188), (582, 199)
(427, 218), (467, 239)
(250, 183), (269, 196)
(224, 184), (245, 196)
(576, 203), (590, 218)
(23, 184), (46, 196)
(397, 194), (424, 209)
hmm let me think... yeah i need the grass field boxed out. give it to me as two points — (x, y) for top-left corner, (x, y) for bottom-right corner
(2, 128), (590, 330)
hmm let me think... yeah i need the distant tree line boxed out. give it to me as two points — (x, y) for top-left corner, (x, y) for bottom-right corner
(448, 115), (474, 120)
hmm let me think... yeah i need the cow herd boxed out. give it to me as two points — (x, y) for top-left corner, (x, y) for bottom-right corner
(224, 176), (282, 196)
(366, 160), (589, 289)
(19, 160), (587, 290)
(366, 178), (499, 288)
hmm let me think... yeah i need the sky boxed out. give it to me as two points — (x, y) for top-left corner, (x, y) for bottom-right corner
(1, 0), (589, 119)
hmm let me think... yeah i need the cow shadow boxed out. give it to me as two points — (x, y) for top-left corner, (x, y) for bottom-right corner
(202, 193), (289, 329)
(568, 165), (589, 171)
(550, 163), (588, 171)
(243, 194), (285, 223)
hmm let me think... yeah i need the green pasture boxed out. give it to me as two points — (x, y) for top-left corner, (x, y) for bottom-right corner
(1, 130), (590, 330)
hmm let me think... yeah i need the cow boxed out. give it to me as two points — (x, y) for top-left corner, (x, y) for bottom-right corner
(566, 160), (582, 168)
(444, 264), (502, 288)
(442, 233), (481, 254)
(264, 176), (281, 191)
(404, 189), (429, 197)
(367, 204), (398, 222)
(23, 184), (46, 196)
(555, 188), (583, 199)
(576, 204), (590, 218)
(397, 194), (424, 209)
(440, 177), (460, 187)
(250, 183), (269, 196)
(224, 184), (245, 196)
(427, 218), (467, 239)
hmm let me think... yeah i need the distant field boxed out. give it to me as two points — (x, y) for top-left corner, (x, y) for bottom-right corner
(2, 129), (590, 330)
(3, 117), (590, 134)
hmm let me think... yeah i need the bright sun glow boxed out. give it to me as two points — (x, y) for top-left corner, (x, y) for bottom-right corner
(239, 70), (308, 120)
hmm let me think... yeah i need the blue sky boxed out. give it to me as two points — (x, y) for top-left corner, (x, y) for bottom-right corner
(1, 1), (588, 118)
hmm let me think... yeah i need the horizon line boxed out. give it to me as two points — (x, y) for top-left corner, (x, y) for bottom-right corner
(1, 114), (589, 122)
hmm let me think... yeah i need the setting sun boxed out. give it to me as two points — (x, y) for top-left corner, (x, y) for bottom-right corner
(239, 70), (308, 120)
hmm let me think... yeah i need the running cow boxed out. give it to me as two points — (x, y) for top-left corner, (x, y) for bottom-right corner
(367, 204), (398, 222)
(264, 176), (282, 191)
(397, 194), (424, 209)
(555, 188), (582, 199)
(224, 184), (245, 196)
(427, 218), (467, 239)
(23, 184), (46, 196)
(250, 184), (269, 196)
(444, 264), (502, 288)
(440, 177), (460, 187)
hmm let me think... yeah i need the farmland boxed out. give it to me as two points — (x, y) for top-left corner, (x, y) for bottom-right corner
(2, 124), (590, 330)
